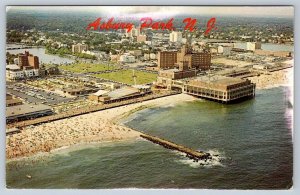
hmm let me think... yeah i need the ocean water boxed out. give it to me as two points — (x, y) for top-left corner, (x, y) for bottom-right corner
(6, 87), (293, 189)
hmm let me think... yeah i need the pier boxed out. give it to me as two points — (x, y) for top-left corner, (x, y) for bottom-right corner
(140, 134), (211, 161)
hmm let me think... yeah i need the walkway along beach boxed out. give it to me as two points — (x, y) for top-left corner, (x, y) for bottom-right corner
(6, 67), (292, 160)
(6, 94), (196, 159)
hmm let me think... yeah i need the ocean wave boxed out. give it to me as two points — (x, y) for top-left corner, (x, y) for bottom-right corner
(174, 149), (226, 168)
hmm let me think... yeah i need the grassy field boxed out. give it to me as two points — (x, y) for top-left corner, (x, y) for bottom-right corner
(59, 63), (116, 73)
(94, 70), (157, 85)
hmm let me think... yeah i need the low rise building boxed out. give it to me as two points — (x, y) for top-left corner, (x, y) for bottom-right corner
(183, 75), (256, 103)
(137, 35), (147, 43)
(6, 65), (24, 80)
(216, 68), (252, 78)
(246, 42), (262, 51)
(129, 50), (142, 57)
(119, 54), (136, 63)
(6, 104), (53, 123)
(254, 50), (292, 57)
(90, 86), (150, 104)
(63, 87), (98, 96)
(24, 66), (39, 77)
(218, 45), (232, 55)
(6, 93), (23, 107)
(6, 98), (23, 107)
(88, 90), (109, 103)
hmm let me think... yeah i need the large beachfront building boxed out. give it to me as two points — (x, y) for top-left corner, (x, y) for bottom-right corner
(6, 104), (54, 123)
(89, 86), (151, 104)
(183, 76), (256, 103)
(157, 45), (211, 70)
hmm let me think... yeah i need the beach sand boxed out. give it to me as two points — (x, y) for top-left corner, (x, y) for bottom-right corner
(6, 94), (196, 160)
(6, 66), (293, 160)
(248, 68), (293, 89)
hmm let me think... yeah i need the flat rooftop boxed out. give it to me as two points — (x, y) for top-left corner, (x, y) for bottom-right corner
(191, 75), (247, 86)
(6, 98), (23, 105)
(107, 87), (140, 100)
(6, 104), (52, 118)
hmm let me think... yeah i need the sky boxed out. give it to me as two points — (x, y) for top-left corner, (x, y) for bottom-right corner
(7, 6), (294, 18)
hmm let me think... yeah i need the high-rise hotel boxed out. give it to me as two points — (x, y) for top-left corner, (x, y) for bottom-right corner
(157, 44), (211, 70)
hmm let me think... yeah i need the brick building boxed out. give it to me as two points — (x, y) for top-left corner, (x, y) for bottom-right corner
(157, 44), (211, 70)
(18, 51), (39, 69)
(157, 51), (178, 69)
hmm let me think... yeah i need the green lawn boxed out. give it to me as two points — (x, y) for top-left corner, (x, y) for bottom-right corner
(59, 63), (116, 73)
(94, 70), (157, 85)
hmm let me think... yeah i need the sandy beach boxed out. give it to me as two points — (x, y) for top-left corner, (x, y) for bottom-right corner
(6, 66), (293, 160)
(248, 68), (293, 89)
(6, 94), (196, 160)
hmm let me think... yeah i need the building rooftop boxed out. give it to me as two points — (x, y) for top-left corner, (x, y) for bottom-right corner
(6, 98), (23, 106)
(132, 85), (151, 90)
(93, 90), (109, 97)
(64, 87), (93, 93)
(192, 75), (247, 86)
(216, 68), (250, 75)
(6, 64), (20, 70)
(106, 87), (140, 100)
(6, 104), (52, 118)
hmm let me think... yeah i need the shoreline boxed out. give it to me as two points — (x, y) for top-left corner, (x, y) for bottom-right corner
(6, 94), (196, 161)
(249, 68), (293, 90)
(6, 68), (292, 161)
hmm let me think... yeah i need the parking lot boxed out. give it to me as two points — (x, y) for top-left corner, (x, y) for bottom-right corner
(7, 83), (76, 106)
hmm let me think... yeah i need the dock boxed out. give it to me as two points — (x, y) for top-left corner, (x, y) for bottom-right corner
(140, 134), (211, 161)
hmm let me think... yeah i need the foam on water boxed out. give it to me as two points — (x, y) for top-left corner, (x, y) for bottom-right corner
(160, 103), (176, 108)
(173, 149), (226, 168)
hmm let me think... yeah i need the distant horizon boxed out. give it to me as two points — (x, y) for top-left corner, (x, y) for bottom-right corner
(6, 6), (294, 19)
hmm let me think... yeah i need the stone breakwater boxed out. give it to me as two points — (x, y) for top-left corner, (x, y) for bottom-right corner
(6, 94), (196, 160)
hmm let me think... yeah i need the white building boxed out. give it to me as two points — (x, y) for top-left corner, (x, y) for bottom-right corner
(246, 42), (262, 51)
(125, 26), (140, 38)
(144, 54), (150, 61)
(150, 53), (156, 60)
(6, 64), (39, 80)
(218, 45), (232, 55)
(13, 58), (19, 65)
(82, 50), (95, 56)
(132, 28), (140, 37)
(24, 68), (39, 77)
(119, 54), (136, 63)
(169, 31), (182, 43)
(6, 65), (24, 80)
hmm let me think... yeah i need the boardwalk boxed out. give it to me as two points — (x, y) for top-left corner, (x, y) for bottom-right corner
(7, 91), (180, 129)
